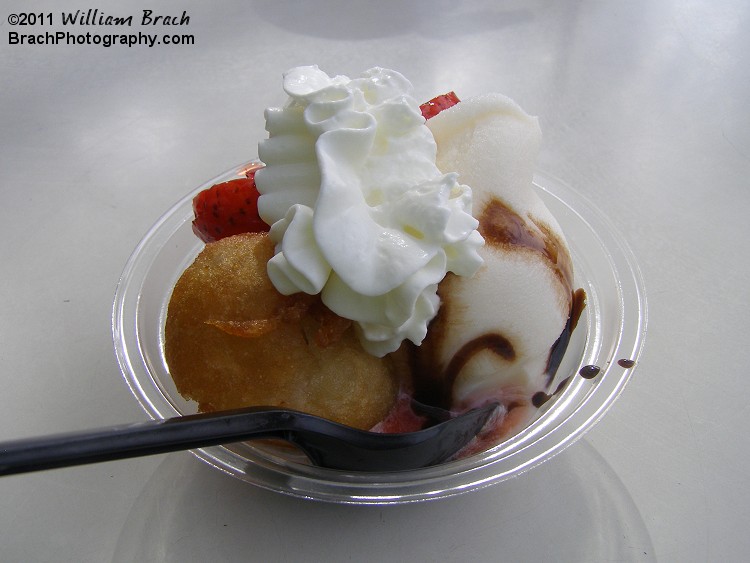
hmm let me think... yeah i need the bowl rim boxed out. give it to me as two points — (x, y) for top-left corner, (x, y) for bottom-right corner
(112, 161), (647, 504)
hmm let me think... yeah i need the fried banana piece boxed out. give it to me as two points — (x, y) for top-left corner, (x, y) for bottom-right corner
(165, 233), (400, 430)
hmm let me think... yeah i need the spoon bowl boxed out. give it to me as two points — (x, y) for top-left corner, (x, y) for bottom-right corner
(0, 403), (500, 476)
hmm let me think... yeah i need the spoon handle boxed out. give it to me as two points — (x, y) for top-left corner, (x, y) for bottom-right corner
(0, 408), (295, 476)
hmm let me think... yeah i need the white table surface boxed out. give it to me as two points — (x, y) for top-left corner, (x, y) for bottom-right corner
(2, 1), (748, 561)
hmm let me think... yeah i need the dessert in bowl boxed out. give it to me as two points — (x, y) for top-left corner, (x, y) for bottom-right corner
(113, 66), (647, 503)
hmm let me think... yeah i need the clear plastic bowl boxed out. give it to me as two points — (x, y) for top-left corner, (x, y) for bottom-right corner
(113, 162), (647, 504)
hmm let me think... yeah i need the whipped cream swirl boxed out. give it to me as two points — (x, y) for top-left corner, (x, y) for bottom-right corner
(255, 66), (484, 356)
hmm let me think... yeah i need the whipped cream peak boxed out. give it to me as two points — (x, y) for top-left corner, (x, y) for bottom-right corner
(255, 66), (484, 356)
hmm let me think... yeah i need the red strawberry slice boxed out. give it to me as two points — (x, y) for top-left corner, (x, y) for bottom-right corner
(192, 168), (269, 243)
(420, 91), (460, 119)
(371, 392), (429, 434)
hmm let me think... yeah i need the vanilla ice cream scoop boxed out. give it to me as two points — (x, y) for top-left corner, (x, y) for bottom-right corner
(412, 93), (578, 412)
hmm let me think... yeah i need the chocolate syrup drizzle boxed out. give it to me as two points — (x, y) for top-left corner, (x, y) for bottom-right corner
(544, 288), (586, 387)
(479, 198), (574, 290)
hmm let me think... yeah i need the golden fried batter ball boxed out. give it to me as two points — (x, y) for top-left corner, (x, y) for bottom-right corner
(165, 233), (400, 430)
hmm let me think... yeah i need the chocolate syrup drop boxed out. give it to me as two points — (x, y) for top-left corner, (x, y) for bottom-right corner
(532, 391), (551, 408)
(618, 359), (635, 368)
(533, 376), (572, 408)
(579, 365), (601, 379)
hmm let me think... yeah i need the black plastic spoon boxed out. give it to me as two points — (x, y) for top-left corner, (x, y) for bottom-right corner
(0, 403), (499, 475)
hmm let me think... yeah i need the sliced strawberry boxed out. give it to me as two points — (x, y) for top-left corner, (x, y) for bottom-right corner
(371, 392), (429, 434)
(420, 91), (460, 119)
(192, 169), (269, 243)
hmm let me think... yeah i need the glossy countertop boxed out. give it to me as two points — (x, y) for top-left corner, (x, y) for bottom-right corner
(2, 1), (748, 560)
